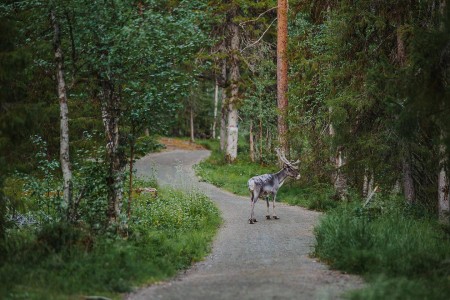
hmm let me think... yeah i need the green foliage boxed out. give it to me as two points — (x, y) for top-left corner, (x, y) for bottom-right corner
(314, 199), (450, 299)
(0, 182), (221, 299)
(133, 136), (165, 159)
(286, 0), (450, 207)
(130, 185), (220, 232)
(349, 275), (450, 300)
(18, 136), (64, 224)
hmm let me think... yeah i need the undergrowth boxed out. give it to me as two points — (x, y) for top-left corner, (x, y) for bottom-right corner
(0, 179), (221, 299)
(314, 199), (450, 299)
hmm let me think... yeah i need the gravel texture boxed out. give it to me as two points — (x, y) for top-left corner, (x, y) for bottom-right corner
(128, 149), (363, 300)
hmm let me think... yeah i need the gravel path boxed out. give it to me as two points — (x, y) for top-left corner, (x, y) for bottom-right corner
(128, 149), (363, 300)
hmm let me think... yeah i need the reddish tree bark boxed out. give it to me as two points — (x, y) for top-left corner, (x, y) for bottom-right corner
(277, 0), (288, 153)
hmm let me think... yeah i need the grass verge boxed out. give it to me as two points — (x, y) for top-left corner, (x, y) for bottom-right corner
(0, 179), (221, 299)
(195, 139), (337, 211)
(314, 200), (450, 299)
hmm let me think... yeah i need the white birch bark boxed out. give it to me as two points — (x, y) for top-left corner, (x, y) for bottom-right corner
(249, 121), (255, 162)
(363, 169), (374, 198)
(334, 148), (348, 201)
(226, 107), (238, 162)
(212, 79), (219, 139)
(51, 10), (73, 219)
(100, 82), (123, 227)
(225, 15), (240, 163)
(363, 169), (369, 198)
(220, 103), (227, 151)
(438, 140), (449, 224)
(190, 107), (195, 142)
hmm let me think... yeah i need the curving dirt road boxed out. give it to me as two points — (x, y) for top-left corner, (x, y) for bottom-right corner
(129, 149), (363, 300)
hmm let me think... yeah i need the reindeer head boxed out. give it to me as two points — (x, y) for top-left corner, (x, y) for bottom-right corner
(276, 148), (301, 179)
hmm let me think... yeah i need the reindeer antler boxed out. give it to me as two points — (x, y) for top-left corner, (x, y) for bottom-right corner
(276, 148), (300, 169)
(291, 159), (300, 166)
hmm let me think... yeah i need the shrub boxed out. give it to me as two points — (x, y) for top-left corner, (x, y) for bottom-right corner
(0, 182), (221, 299)
(314, 200), (450, 299)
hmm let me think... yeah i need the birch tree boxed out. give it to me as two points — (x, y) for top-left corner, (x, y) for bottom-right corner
(212, 79), (219, 139)
(225, 6), (240, 162)
(438, 0), (449, 224)
(220, 58), (228, 152)
(51, 9), (74, 221)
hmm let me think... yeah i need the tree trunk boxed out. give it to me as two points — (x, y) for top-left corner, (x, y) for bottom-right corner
(329, 108), (347, 200)
(362, 168), (374, 198)
(225, 13), (240, 163)
(220, 103), (227, 151)
(277, 0), (289, 154)
(249, 121), (255, 162)
(402, 153), (416, 204)
(259, 118), (263, 163)
(51, 10), (73, 221)
(396, 27), (416, 205)
(190, 107), (195, 142)
(334, 147), (348, 201)
(437, 1), (449, 224)
(100, 80), (124, 228)
(212, 79), (219, 139)
(362, 169), (369, 198)
(220, 59), (227, 152)
(127, 126), (135, 221)
(438, 139), (449, 224)
(226, 106), (238, 162)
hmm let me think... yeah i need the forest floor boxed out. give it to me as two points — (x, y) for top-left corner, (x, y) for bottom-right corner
(159, 137), (206, 151)
(129, 147), (364, 300)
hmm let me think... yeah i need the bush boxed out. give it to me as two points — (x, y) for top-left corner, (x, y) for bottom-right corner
(0, 183), (221, 299)
(134, 136), (165, 158)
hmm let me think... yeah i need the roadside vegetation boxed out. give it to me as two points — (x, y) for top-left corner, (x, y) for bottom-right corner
(195, 139), (338, 211)
(316, 199), (450, 299)
(0, 177), (220, 299)
(195, 139), (450, 299)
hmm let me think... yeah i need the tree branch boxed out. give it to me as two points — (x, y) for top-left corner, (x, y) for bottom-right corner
(240, 17), (277, 53)
(239, 7), (277, 28)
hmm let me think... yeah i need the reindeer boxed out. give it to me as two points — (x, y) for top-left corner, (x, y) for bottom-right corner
(248, 148), (300, 224)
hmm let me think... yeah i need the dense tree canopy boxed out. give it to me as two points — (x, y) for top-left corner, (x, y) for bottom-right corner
(0, 0), (448, 234)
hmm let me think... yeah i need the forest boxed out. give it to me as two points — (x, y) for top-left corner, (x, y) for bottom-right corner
(1, 0), (449, 299)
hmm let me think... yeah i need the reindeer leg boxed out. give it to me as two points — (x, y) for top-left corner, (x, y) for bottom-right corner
(249, 192), (254, 224)
(249, 201), (256, 224)
(272, 193), (279, 220)
(249, 191), (258, 224)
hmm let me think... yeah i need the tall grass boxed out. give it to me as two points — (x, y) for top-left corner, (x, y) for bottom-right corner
(0, 182), (221, 299)
(314, 200), (450, 299)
